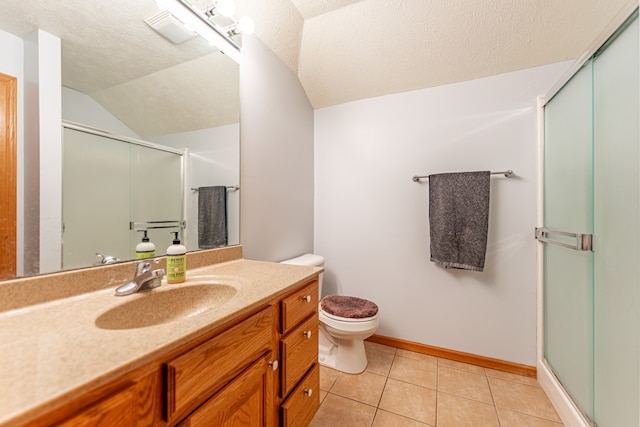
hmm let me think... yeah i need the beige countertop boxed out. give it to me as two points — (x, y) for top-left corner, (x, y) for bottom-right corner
(0, 257), (321, 427)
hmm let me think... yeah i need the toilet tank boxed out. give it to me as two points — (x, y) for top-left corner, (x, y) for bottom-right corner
(280, 254), (324, 297)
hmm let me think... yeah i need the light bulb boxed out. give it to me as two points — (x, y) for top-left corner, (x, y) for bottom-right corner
(216, 0), (236, 17)
(237, 16), (255, 35)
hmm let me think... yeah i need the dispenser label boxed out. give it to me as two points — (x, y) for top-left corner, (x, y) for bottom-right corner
(136, 250), (155, 259)
(167, 255), (186, 283)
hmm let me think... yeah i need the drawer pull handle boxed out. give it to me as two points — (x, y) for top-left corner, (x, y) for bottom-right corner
(268, 360), (279, 371)
(302, 295), (312, 303)
(304, 388), (313, 397)
(303, 330), (312, 339)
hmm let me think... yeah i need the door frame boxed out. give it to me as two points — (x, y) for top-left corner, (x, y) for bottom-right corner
(0, 72), (17, 279)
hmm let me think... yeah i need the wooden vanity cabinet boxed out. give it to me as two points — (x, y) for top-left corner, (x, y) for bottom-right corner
(164, 305), (275, 425)
(278, 280), (320, 427)
(281, 363), (320, 427)
(32, 366), (164, 427)
(177, 351), (276, 427)
(24, 277), (321, 427)
(56, 385), (137, 426)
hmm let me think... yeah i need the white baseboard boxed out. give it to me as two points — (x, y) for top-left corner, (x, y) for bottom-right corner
(537, 361), (592, 427)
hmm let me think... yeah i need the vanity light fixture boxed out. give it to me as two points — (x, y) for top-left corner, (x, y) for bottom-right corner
(228, 15), (255, 37)
(154, 0), (255, 64)
(205, 0), (235, 18)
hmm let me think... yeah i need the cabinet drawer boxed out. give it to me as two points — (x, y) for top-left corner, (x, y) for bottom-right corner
(281, 363), (320, 427)
(58, 385), (136, 426)
(165, 306), (274, 422)
(281, 313), (318, 397)
(281, 280), (318, 333)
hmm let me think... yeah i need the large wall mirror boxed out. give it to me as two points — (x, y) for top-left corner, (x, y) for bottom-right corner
(0, 0), (240, 279)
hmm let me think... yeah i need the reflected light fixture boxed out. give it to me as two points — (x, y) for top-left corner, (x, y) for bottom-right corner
(154, 0), (255, 64)
(229, 15), (255, 37)
(208, 0), (235, 18)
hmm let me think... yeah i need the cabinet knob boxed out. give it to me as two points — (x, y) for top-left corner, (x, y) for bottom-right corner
(303, 330), (312, 339)
(304, 388), (313, 397)
(268, 360), (279, 371)
(302, 295), (312, 303)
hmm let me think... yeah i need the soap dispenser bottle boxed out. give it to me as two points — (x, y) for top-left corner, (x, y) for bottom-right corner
(136, 230), (155, 259)
(166, 231), (186, 284)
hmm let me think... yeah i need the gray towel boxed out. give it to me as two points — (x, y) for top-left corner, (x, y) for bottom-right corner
(428, 171), (490, 272)
(198, 186), (228, 249)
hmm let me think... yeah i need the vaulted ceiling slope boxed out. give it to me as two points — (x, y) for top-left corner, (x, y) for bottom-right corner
(239, 0), (633, 108)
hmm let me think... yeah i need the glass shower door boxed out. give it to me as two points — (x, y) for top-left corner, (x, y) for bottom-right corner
(543, 60), (594, 422)
(62, 128), (131, 269)
(592, 13), (639, 427)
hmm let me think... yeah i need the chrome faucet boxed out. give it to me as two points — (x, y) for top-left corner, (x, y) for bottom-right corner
(115, 260), (165, 296)
(94, 252), (120, 265)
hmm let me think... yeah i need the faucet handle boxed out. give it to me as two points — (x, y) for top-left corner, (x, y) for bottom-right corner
(143, 268), (166, 291)
(134, 260), (151, 276)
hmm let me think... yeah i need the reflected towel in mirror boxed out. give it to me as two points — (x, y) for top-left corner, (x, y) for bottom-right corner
(198, 186), (228, 249)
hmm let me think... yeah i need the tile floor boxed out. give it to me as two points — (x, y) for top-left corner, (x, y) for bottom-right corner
(310, 342), (563, 427)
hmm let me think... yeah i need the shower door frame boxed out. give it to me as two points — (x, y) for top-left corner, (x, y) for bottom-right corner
(535, 2), (639, 426)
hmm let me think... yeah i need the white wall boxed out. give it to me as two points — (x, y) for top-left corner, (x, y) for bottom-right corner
(23, 30), (62, 275)
(314, 62), (571, 366)
(239, 36), (315, 262)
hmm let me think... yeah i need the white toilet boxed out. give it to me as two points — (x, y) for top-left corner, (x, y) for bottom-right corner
(281, 254), (379, 374)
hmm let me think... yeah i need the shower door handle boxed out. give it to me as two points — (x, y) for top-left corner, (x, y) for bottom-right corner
(535, 227), (594, 252)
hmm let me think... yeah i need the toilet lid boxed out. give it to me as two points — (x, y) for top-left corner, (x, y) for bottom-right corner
(320, 296), (378, 319)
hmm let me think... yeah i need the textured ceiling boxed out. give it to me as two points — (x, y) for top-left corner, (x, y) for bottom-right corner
(240, 0), (633, 108)
(0, 0), (633, 134)
(0, 0), (239, 138)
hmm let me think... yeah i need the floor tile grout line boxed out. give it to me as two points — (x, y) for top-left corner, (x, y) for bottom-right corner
(485, 373), (503, 427)
(318, 344), (560, 427)
(493, 403), (564, 425)
(324, 390), (378, 409)
(434, 356), (439, 426)
(370, 351), (394, 427)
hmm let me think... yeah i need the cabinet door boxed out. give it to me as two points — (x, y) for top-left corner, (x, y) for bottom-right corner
(179, 352), (275, 427)
(166, 306), (274, 421)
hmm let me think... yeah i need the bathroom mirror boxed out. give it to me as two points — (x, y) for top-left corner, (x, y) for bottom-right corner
(0, 0), (240, 279)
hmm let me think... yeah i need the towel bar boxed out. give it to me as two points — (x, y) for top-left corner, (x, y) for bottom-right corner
(412, 170), (514, 182)
(535, 227), (593, 252)
(130, 220), (186, 231)
(191, 185), (239, 191)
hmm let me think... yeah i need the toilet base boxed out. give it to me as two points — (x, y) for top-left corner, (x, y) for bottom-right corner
(318, 328), (368, 374)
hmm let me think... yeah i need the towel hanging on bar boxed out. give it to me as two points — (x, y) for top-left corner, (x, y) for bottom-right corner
(428, 171), (491, 272)
(198, 186), (228, 249)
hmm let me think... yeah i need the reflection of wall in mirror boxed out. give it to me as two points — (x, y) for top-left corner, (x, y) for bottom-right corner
(63, 87), (240, 255)
(150, 125), (240, 252)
